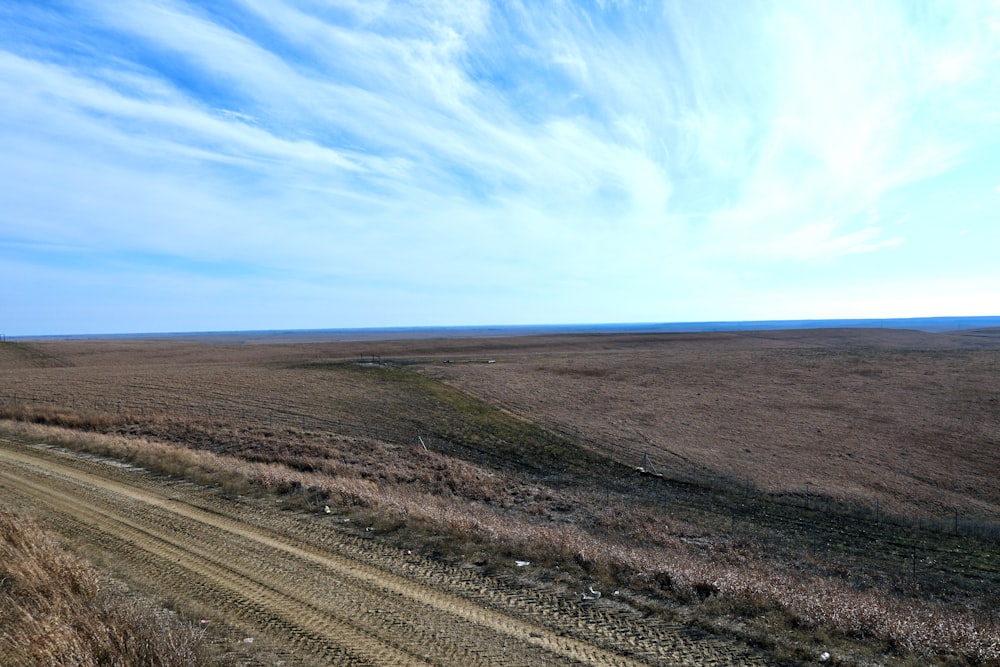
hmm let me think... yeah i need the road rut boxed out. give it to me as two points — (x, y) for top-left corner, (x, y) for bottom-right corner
(0, 438), (770, 666)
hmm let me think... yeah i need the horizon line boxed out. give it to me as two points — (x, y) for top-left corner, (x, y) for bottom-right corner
(6, 315), (1000, 342)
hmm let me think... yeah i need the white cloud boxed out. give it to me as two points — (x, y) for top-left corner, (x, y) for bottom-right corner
(691, 0), (1000, 262)
(0, 52), (372, 174)
(2, 0), (1000, 333)
(767, 222), (904, 261)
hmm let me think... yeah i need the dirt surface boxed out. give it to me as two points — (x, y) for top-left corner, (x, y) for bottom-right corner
(0, 437), (771, 666)
(2, 330), (998, 663)
(423, 329), (1000, 518)
(3, 329), (997, 520)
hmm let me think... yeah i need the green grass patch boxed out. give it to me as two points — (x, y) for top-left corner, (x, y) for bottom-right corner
(291, 360), (614, 477)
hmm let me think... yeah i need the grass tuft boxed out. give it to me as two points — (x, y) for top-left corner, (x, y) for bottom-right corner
(0, 510), (204, 667)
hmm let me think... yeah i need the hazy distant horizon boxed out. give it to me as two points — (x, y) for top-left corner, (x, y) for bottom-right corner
(10, 315), (1000, 343)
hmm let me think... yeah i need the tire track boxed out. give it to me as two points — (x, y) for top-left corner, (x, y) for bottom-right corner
(0, 460), (423, 665)
(0, 451), (600, 665)
(0, 439), (772, 666)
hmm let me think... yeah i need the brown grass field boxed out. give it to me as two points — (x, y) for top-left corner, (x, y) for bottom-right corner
(0, 510), (202, 666)
(1, 327), (999, 664)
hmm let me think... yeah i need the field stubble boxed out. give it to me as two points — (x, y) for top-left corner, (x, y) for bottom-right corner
(1, 329), (999, 664)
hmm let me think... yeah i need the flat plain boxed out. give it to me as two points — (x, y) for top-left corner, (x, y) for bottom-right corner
(1, 327), (998, 665)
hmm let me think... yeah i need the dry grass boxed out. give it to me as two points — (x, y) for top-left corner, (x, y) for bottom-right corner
(5, 419), (998, 665)
(0, 509), (203, 667)
(2, 329), (999, 664)
(427, 334), (1000, 519)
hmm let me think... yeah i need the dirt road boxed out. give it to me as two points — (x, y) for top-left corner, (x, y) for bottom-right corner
(0, 438), (770, 666)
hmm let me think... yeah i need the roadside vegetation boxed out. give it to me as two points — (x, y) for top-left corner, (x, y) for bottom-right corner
(1, 332), (999, 665)
(1, 413), (997, 665)
(0, 509), (203, 666)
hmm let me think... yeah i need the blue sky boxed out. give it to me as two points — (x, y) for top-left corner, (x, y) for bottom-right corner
(2, 1), (999, 336)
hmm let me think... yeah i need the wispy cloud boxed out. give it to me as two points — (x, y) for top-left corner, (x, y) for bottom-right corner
(700, 0), (1000, 261)
(2, 0), (999, 334)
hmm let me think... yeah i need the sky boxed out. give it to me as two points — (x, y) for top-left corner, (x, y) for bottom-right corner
(2, 1), (1000, 336)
